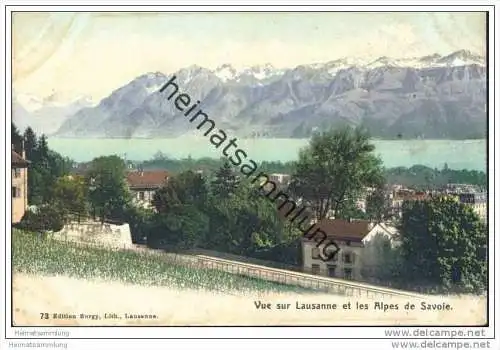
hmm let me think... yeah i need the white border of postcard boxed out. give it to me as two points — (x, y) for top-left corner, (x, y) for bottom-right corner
(1, 2), (498, 349)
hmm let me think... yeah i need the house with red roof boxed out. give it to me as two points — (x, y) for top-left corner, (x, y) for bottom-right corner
(125, 170), (169, 209)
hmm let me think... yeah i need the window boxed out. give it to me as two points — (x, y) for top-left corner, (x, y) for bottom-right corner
(138, 191), (145, 200)
(344, 268), (353, 280)
(13, 168), (21, 178)
(324, 245), (338, 261)
(327, 265), (336, 277)
(311, 264), (320, 275)
(343, 252), (355, 264)
(12, 186), (20, 198)
(311, 247), (321, 260)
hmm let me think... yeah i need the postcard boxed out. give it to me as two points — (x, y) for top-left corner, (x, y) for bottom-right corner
(4, 8), (496, 347)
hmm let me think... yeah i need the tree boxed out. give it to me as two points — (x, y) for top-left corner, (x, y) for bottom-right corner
(148, 204), (209, 250)
(86, 155), (131, 222)
(124, 205), (155, 243)
(18, 205), (65, 233)
(11, 122), (23, 153)
(50, 176), (88, 221)
(23, 127), (37, 162)
(335, 199), (368, 220)
(36, 134), (50, 163)
(290, 126), (384, 220)
(152, 170), (208, 214)
(19, 127), (72, 205)
(398, 196), (487, 293)
(361, 232), (403, 285)
(149, 171), (211, 249)
(205, 181), (284, 255)
(365, 186), (391, 222)
(211, 160), (240, 198)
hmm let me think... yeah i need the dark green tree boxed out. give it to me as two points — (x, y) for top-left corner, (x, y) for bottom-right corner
(23, 127), (37, 162)
(148, 204), (209, 249)
(211, 160), (240, 198)
(398, 196), (487, 293)
(149, 171), (210, 249)
(11, 122), (23, 153)
(18, 205), (65, 233)
(290, 126), (385, 220)
(86, 155), (131, 222)
(206, 181), (283, 255)
(50, 176), (88, 221)
(365, 186), (391, 222)
(152, 170), (208, 214)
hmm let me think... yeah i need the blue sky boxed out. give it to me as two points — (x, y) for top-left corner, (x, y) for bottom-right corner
(12, 12), (486, 101)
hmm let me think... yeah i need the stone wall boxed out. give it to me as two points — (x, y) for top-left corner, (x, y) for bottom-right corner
(53, 220), (134, 249)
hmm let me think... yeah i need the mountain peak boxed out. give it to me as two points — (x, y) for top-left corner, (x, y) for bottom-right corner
(437, 49), (484, 65)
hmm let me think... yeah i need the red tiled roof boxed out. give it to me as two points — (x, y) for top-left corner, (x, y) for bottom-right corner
(310, 218), (373, 242)
(126, 170), (169, 189)
(12, 150), (28, 167)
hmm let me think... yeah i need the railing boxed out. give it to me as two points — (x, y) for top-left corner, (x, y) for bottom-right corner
(49, 235), (427, 300)
(188, 254), (427, 299)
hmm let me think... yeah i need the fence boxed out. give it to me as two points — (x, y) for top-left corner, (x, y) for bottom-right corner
(180, 247), (437, 295)
(184, 254), (426, 299)
(49, 234), (426, 300)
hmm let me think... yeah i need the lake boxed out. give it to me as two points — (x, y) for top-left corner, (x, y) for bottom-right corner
(47, 137), (488, 171)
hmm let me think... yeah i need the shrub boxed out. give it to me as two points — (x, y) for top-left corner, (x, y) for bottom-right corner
(18, 205), (65, 232)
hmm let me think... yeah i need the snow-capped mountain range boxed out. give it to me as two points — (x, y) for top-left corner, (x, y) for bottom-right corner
(13, 50), (487, 139)
(13, 92), (95, 135)
(211, 50), (485, 82)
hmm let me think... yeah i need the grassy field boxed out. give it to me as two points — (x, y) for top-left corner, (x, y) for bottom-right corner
(12, 229), (316, 295)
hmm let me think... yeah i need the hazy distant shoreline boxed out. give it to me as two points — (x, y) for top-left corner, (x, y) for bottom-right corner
(47, 137), (487, 171)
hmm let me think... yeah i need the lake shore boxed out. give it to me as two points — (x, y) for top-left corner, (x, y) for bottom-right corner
(47, 137), (487, 171)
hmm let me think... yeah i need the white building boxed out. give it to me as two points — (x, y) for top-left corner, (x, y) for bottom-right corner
(269, 173), (291, 187)
(458, 192), (487, 222)
(301, 219), (399, 281)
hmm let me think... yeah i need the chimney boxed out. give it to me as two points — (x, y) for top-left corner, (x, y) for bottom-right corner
(21, 140), (26, 159)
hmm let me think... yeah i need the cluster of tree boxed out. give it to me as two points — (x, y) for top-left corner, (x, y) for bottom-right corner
(142, 153), (294, 178)
(13, 123), (129, 231)
(140, 154), (486, 189)
(133, 127), (388, 264)
(288, 127), (385, 221)
(385, 164), (486, 190)
(12, 123), (73, 205)
(368, 196), (487, 294)
(133, 162), (303, 264)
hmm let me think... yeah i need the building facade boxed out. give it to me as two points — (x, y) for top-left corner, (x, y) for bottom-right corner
(389, 190), (431, 218)
(458, 192), (487, 222)
(269, 173), (291, 187)
(125, 170), (169, 209)
(12, 148), (29, 224)
(301, 219), (398, 282)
